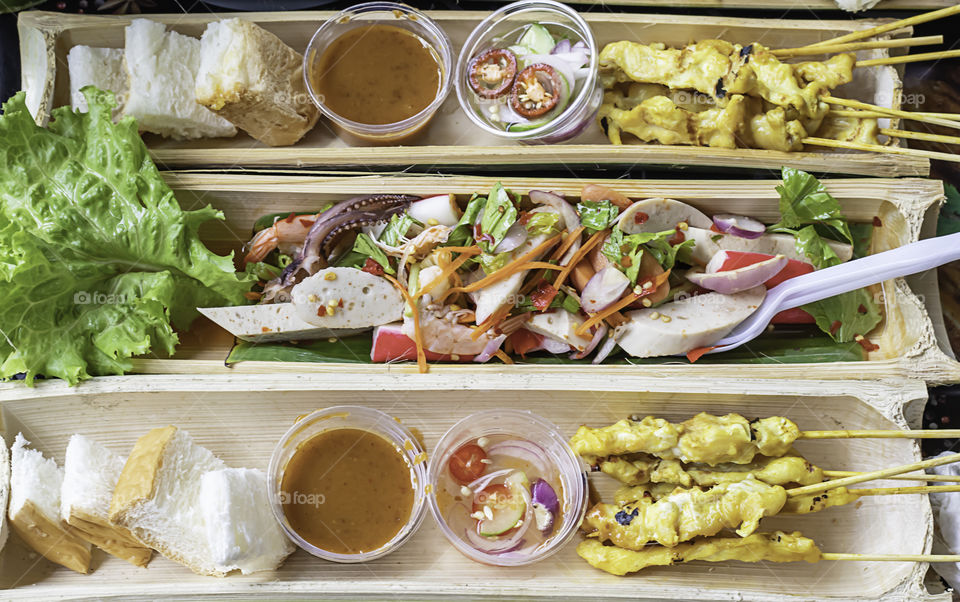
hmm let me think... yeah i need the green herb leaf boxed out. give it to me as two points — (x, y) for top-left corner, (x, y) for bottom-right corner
(795, 225), (841, 269)
(478, 183), (518, 253)
(577, 200), (619, 234)
(525, 212), (561, 237)
(803, 288), (882, 343)
(351, 233), (395, 275)
(0, 89), (253, 385)
(602, 228), (678, 284)
(646, 236), (695, 271)
(772, 167), (852, 243)
(561, 293), (581, 314)
(447, 194), (485, 248)
(379, 213), (414, 247)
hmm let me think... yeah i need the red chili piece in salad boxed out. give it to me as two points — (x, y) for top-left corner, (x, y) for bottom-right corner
(511, 64), (562, 118)
(468, 48), (518, 99)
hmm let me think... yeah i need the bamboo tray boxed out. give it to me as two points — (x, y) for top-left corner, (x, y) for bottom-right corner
(566, 0), (956, 9)
(18, 10), (925, 177)
(134, 171), (960, 385)
(0, 375), (942, 600)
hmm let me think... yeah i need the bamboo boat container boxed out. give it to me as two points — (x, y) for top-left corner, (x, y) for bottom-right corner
(129, 172), (960, 385)
(17, 10), (922, 177)
(0, 375), (943, 600)
(570, 0), (957, 9)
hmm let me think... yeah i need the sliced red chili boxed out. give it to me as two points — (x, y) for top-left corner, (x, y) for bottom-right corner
(668, 228), (686, 246)
(511, 64), (562, 118)
(633, 211), (649, 225)
(531, 281), (559, 311)
(468, 48), (518, 99)
(857, 336), (880, 352)
(873, 216), (882, 227)
(362, 257), (385, 276)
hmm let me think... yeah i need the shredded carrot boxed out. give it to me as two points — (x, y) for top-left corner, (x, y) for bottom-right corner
(575, 270), (671, 337)
(471, 302), (513, 341)
(415, 252), (474, 300)
(440, 246), (482, 255)
(494, 349), (514, 364)
(605, 310), (628, 328)
(550, 226), (586, 262)
(383, 274), (427, 373)
(520, 261), (564, 271)
(686, 346), (716, 363)
(441, 234), (562, 301)
(553, 229), (608, 291)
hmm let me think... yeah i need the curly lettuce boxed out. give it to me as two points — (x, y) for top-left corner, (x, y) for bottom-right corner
(0, 88), (253, 384)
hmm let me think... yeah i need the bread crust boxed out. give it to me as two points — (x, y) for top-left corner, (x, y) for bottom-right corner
(197, 21), (320, 147)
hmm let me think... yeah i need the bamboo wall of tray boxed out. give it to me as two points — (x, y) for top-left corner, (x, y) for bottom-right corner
(16, 10), (923, 177)
(119, 172), (960, 385)
(570, 0), (957, 8)
(0, 375), (944, 601)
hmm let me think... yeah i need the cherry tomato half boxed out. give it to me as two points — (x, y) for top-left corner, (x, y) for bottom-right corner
(449, 443), (488, 485)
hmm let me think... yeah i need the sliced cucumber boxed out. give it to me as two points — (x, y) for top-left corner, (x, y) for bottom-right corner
(504, 70), (572, 133)
(507, 44), (537, 58)
(517, 23), (556, 56)
(475, 471), (530, 536)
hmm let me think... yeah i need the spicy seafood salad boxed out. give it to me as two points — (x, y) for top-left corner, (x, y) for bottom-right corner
(203, 168), (882, 369)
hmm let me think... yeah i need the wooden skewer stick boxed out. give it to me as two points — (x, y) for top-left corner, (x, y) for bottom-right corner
(852, 484), (960, 496)
(857, 49), (960, 68)
(802, 138), (960, 164)
(800, 429), (960, 439)
(824, 470), (960, 483)
(822, 553), (960, 562)
(803, 5), (960, 49)
(830, 108), (960, 122)
(772, 35), (943, 58)
(823, 96), (960, 131)
(786, 453), (960, 498)
(881, 128), (960, 146)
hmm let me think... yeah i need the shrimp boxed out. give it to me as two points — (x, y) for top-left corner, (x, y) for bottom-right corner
(402, 302), (504, 356)
(243, 213), (318, 266)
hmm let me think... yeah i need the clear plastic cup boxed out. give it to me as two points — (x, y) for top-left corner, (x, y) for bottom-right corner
(426, 409), (588, 566)
(303, 2), (453, 145)
(268, 406), (427, 563)
(455, 0), (601, 144)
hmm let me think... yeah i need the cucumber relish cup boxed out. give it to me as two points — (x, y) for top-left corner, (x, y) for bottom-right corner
(303, 2), (454, 144)
(268, 405), (428, 563)
(455, 0), (601, 144)
(426, 408), (588, 566)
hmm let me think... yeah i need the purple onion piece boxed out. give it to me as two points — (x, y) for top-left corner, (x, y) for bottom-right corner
(592, 331), (619, 364)
(551, 38), (572, 55)
(531, 479), (559, 535)
(571, 322), (607, 360)
(581, 266), (630, 314)
(493, 221), (529, 254)
(712, 214), (766, 239)
(685, 255), (788, 295)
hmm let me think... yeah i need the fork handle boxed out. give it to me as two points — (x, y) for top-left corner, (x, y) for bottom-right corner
(769, 231), (960, 310)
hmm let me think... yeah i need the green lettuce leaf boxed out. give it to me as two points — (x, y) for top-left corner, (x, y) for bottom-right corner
(803, 288), (882, 344)
(576, 200), (619, 234)
(478, 251), (513, 275)
(379, 213), (414, 247)
(0, 88), (253, 385)
(446, 194), (485, 248)
(601, 228), (676, 284)
(350, 233), (395, 274)
(477, 183), (518, 253)
(525, 212), (560, 236)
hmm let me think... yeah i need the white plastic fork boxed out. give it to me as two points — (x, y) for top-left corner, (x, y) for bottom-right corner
(708, 231), (960, 354)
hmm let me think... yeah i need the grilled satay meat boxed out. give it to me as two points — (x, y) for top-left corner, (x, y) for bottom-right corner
(583, 476), (787, 548)
(599, 40), (854, 118)
(570, 413), (800, 465)
(814, 113), (882, 145)
(577, 531), (821, 576)
(614, 483), (858, 516)
(598, 91), (746, 148)
(594, 452), (825, 489)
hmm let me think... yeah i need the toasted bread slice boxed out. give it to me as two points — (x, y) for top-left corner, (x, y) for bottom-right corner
(61, 434), (152, 567)
(9, 434), (91, 574)
(123, 19), (236, 140)
(196, 18), (319, 146)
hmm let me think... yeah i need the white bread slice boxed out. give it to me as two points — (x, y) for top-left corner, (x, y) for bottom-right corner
(110, 426), (227, 576)
(61, 434), (152, 567)
(200, 468), (294, 574)
(9, 434), (91, 574)
(123, 19), (236, 140)
(66, 45), (127, 116)
(196, 18), (319, 146)
(0, 435), (9, 553)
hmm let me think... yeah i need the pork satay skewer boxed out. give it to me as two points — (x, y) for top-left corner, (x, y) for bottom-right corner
(823, 470), (960, 483)
(787, 453), (960, 498)
(577, 533), (960, 577)
(587, 453), (825, 487)
(802, 138), (960, 164)
(800, 428), (960, 439)
(772, 35), (943, 58)
(857, 49), (960, 68)
(823, 96), (960, 131)
(801, 5), (960, 50)
(829, 108), (960, 122)
(880, 128), (960, 146)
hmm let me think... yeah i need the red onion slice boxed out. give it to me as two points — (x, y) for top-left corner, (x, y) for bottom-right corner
(581, 267), (630, 314)
(531, 479), (559, 535)
(712, 214), (767, 239)
(571, 322), (607, 360)
(685, 254), (788, 295)
(493, 221), (529, 254)
(592, 330), (619, 364)
(540, 336), (572, 355)
(551, 38), (572, 55)
(473, 335), (507, 363)
(467, 468), (514, 494)
(486, 440), (551, 476)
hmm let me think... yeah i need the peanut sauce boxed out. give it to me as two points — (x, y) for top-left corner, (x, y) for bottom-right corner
(281, 428), (415, 554)
(310, 25), (442, 125)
